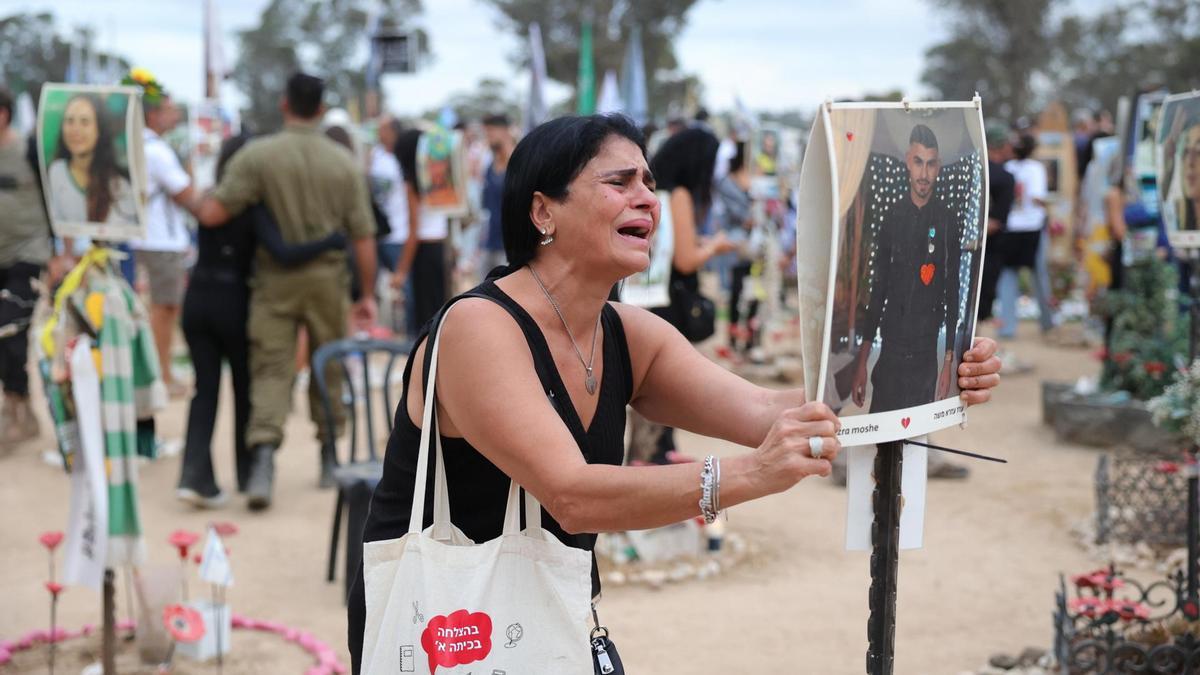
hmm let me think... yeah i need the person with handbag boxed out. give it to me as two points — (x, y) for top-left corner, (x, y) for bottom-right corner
(347, 114), (1002, 674)
(634, 125), (738, 465)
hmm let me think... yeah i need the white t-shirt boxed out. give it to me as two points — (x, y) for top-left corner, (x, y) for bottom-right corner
(47, 159), (138, 226)
(132, 129), (192, 251)
(369, 145), (409, 245)
(417, 208), (449, 241)
(1005, 158), (1048, 232)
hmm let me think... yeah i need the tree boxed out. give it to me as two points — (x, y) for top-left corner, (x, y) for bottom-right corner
(922, 0), (1200, 121)
(481, 0), (702, 120)
(232, 0), (427, 132)
(1055, 0), (1200, 114)
(920, 0), (1065, 121)
(429, 77), (522, 124)
(0, 12), (130, 98)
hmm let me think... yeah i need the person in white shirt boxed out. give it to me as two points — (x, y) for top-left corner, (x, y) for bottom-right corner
(370, 117), (412, 334)
(129, 88), (203, 397)
(371, 117), (409, 274)
(998, 132), (1056, 339)
(393, 128), (449, 332)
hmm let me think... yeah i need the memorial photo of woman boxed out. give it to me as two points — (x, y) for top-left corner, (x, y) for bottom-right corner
(38, 87), (142, 240)
(1157, 92), (1200, 245)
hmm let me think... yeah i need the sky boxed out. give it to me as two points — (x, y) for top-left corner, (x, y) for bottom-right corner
(1, 0), (1094, 117)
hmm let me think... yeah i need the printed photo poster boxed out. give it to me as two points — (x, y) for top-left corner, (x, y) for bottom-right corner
(37, 84), (147, 242)
(750, 124), (804, 202)
(1155, 91), (1200, 248)
(797, 99), (988, 447)
(1033, 131), (1077, 267)
(1126, 91), (1168, 217)
(1080, 135), (1122, 296)
(619, 190), (674, 307)
(417, 126), (468, 217)
(754, 124), (782, 177)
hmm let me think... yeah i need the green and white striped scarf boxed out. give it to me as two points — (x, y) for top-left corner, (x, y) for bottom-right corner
(94, 274), (165, 565)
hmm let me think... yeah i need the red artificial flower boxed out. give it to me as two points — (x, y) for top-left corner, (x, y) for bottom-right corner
(44, 582), (64, 597)
(168, 530), (200, 560)
(1112, 352), (1133, 366)
(39, 532), (64, 551)
(1143, 361), (1167, 377)
(1157, 461), (1180, 474)
(1109, 599), (1150, 622)
(1071, 569), (1125, 592)
(1069, 596), (1105, 618)
(212, 521), (239, 538)
(193, 553), (203, 565)
(162, 604), (206, 643)
(1093, 347), (1108, 362)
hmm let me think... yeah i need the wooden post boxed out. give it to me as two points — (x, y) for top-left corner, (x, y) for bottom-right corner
(866, 441), (903, 675)
(102, 568), (116, 674)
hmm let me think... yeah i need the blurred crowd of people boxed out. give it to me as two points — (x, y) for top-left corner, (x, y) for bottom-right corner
(0, 70), (808, 514)
(6, 67), (1130, 508)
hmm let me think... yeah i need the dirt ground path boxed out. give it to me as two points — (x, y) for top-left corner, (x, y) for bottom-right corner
(1, 324), (1118, 674)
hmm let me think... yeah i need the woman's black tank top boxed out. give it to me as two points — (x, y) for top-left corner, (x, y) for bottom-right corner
(360, 275), (633, 592)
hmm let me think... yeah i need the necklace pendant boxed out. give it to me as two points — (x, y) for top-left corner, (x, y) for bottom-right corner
(928, 242), (935, 254)
(585, 371), (597, 395)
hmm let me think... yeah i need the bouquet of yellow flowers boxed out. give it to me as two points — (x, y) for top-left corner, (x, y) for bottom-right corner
(121, 67), (166, 104)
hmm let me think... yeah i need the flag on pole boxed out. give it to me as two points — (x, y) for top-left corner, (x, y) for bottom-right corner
(204, 0), (228, 100)
(13, 92), (35, 137)
(597, 70), (622, 115)
(524, 22), (548, 132)
(65, 41), (80, 84)
(576, 18), (596, 115)
(620, 25), (648, 126)
(199, 527), (233, 586)
(364, 18), (380, 90)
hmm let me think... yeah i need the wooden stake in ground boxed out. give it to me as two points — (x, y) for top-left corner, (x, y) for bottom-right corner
(102, 568), (116, 675)
(866, 441), (903, 675)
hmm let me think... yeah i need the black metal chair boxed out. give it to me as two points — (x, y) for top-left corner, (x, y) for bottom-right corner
(311, 336), (411, 599)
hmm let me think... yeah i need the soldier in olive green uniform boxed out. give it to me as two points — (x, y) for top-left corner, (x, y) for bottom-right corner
(196, 73), (377, 510)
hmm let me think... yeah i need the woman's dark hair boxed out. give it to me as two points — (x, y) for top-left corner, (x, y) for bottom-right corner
(650, 126), (720, 218)
(395, 128), (422, 192)
(728, 141), (747, 175)
(54, 94), (128, 222)
(324, 125), (354, 152)
(1013, 132), (1038, 161)
(216, 131), (255, 182)
(502, 114), (645, 267)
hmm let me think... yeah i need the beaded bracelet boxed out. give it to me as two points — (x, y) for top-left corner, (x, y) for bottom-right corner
(700, 455), (720, 523)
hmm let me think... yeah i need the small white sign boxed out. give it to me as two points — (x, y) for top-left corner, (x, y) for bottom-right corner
(845, 439), (928, 551)
(199, 527), (233, 587)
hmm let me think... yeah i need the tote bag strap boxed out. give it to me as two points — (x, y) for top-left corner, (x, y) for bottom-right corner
(407, 301), (545, 538)
(407, 303), (453, 534)
(502, 482), (543, 534)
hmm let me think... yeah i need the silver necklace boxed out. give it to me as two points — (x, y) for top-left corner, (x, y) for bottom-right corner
(528, 266), (602, 395)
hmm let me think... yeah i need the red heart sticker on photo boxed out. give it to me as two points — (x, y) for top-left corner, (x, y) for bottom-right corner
(846, 132), (854, 141)
(901, 417), (911, 429)
(920, 264), (935, 286)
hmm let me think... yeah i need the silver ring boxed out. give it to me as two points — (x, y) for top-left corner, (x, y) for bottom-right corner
(809, 436), (824, 459)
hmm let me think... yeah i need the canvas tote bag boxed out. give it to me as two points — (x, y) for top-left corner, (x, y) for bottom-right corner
(361, 306), (594, 674)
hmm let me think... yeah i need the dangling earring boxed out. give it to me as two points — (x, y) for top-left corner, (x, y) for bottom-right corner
(539, 228), (554, 246)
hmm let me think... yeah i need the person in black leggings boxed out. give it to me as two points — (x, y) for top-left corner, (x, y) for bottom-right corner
(177, 133), (347, 506)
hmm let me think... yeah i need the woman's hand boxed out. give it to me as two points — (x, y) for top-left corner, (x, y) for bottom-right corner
(958, 337), (1002, 406)
(749, 402), (842, 494)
